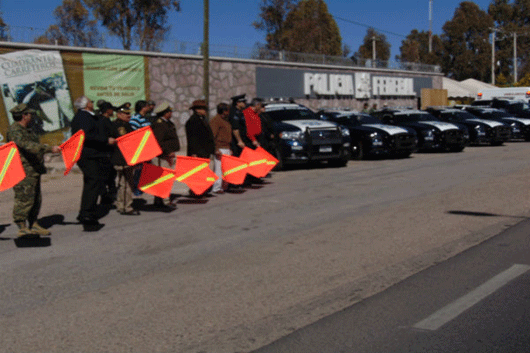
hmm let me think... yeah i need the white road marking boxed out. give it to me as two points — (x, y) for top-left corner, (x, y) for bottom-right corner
(413, 264), (530, 331)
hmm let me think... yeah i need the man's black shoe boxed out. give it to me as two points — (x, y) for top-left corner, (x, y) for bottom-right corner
(77, 216), (100, 226)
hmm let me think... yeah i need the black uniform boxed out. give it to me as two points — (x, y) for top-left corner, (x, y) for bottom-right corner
(71, 109), (112, 224)
(100, 114), (118, 202)
(185, 113), (215, 158)
(229, 106), (250, 156)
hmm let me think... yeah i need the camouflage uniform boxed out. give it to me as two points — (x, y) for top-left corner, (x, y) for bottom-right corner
(6, 116), (53, 228)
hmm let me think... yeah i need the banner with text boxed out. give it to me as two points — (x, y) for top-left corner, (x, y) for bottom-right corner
(83, 53), (145, 108)
(0, 50), (74, 144)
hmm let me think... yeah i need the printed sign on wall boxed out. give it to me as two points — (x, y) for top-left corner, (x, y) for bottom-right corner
(0, 50), (74, 142)
(83, 53), (145, 107)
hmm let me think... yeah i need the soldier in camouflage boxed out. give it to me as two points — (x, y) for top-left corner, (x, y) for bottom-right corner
(6, 103), (61, 237)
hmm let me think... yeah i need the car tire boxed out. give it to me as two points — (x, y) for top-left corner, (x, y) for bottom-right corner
(448, 145), (465, 152)
(273, 147), (284, 171)
(491, 141), (504, 146)
(352, 141), (364, 160)
(395, 151), (412, 159)
(329, 157), (348, 168)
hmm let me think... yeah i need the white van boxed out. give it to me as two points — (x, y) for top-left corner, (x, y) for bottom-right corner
(477, 87), (530, 100)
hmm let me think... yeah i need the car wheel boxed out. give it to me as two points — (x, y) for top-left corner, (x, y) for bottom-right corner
(491, 141), (504, 146)
(273, 147), (284, 171)
(448, 145), (465, 152)
(329, 157), (348, 168)
(351, 141), (364, 160)
(395, 151), (412, 159)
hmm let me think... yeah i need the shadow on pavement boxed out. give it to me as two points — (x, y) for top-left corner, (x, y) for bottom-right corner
(14, 236), (51, 248)
(0, 223), (10, 236)
(448, 210), (528, 219)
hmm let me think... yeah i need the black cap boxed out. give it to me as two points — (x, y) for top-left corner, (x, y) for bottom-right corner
(100, 102), (116, 112)
(231, 94), (246, 103)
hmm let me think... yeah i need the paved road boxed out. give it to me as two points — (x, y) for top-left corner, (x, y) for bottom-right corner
(253, 210), (530, 353)
(1, 143), (530, 352)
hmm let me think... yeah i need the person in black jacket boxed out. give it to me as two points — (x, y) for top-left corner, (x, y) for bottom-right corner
(97, 101), (118, 205)
(185, 99), (215, 158)
(151, 101), (180, 210)
(185, 99), (215, 197)
(70, 96), (115, 230)
(229, 94), (248, 157)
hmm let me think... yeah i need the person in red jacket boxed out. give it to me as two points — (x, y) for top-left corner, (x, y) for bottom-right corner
(242, 98), (265, 149)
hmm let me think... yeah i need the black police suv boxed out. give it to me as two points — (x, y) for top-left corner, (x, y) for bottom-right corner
(261, 103), (350, 169)
(317, 109), (417, 159)
(427, 107), (511, 146)
(465, 106), (530, 141)
(373, 109), (468, 152)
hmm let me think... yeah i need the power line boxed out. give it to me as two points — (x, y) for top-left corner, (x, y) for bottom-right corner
(332, 14), (408, 39)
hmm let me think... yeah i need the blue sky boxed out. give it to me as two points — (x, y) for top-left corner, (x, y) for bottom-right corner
(2, 0), (493, 59)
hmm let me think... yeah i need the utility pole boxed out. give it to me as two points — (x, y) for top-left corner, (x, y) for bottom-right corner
(513, 32), (517, 84)
(429, 0), (433, 53)
(491, 28), (496, 85)
(372, 36), (376, 68)
(203, 0), (209, 118)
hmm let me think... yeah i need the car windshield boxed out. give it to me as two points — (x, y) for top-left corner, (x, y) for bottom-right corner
(326, 112), (381, 125)
(264, 107), (317, 122)
(510, 102), (530, 111)
(485, 111), (513, 119)
(449, 111), (480, 121)
(358, 114), (382, 124)
(394, 112), (439, 122)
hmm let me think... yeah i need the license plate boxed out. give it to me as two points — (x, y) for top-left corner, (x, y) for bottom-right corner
(319, 146), (332, 153)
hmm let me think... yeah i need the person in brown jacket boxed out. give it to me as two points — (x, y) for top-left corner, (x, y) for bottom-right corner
(209, 102), (232, 194)
(151, 101), (180, 210)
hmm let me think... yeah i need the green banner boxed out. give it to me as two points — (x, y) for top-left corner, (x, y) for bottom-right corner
(83, 53), (145, 107)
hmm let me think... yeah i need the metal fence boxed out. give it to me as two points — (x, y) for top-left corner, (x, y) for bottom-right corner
(4, 25), (442, 73)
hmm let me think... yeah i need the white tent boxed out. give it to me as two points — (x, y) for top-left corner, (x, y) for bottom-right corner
(442, 77), (474, 98)
(442, 77), (496, 99)
(459, 78), (496, 97)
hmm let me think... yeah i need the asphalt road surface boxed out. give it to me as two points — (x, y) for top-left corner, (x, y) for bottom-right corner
(1, 143), (530, 352)
(253, 207), (530, 353)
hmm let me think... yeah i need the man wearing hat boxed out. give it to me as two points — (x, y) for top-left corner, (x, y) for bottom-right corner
(111, 103), (139, 215)
(6, 103), (61, 237)
(229, 94), (249, 157)
(185, 99), (215, 196)
(185, 99), (215, 158)
(151, 101), (180, 210)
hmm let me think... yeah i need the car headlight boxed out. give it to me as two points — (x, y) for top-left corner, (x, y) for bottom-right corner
(421, 129), (435, 141)
(474, 124), (486, 136)
(340, 126), (350, 137)
(370, 132), (383, 146)
(510, 122), (520, 133)
(280, 131), (304, 140)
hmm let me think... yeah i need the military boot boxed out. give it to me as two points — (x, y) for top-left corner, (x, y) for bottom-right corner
(30, 223), (51, 236)
(15, 221), (33, 238)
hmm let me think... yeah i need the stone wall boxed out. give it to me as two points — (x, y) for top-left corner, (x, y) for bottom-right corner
(148, 56), (441, 149)
(149, 57), (257, 142)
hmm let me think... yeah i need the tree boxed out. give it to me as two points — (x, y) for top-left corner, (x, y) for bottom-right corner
(84, 0), (180, 51)
(441, 1), (493, 81)
(279, 0), (342, 56)
(253, 0), (298, 51)
(0, 15), (8, 41)
(34, 0), (101, 47)
(397, 29), (443, 66)
(488, 0), (519, 82)
(354, 28), (391, 64)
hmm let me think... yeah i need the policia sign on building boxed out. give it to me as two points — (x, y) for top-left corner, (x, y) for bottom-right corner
(256, 67), (432, 100)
